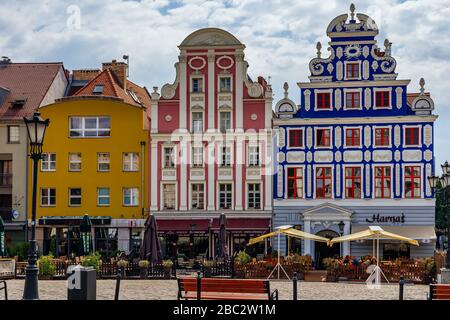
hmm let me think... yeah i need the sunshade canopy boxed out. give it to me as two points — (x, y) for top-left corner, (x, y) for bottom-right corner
(351, 225), (436, 241)
(328, 226), (419, 246)
(248, 227), (329, 245)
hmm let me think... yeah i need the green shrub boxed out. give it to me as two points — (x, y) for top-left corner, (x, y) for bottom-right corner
(81, 252), (102, 271)
(235, 251), (251, 265)
(163, 259), (174, 269)
(38, 254), (56, 277)
(8, 242), (29, 261)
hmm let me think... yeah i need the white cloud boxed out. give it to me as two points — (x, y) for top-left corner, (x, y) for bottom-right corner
(0, 0), (449, 166)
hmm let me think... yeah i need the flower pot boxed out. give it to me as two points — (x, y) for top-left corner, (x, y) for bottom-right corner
(140, 268), (148, 279)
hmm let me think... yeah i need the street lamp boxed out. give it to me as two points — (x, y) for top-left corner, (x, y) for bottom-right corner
(338, 221), (345, 257)
(23, 112), (49, 300)
(427, 162), (450, 270)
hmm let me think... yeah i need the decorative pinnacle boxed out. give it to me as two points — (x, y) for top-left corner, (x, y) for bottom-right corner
(419, 78), (425, 94)
(350, 3), (356, 20)
(283, 82), (289, 99)
(152, 86), (158, 93)
(316, 42), (322, 58)
(384, 39), (392, 56)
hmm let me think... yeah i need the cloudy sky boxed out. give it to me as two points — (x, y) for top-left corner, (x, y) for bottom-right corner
(1, 0), (449, 169)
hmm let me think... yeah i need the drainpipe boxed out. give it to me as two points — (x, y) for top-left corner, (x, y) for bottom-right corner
(140, 141), (146, 216)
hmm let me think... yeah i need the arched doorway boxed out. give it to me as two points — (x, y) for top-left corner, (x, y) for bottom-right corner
(314, 229), (340, 269)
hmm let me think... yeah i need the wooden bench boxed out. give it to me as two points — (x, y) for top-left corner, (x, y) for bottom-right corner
(177, 277), (278, 300)
(429, 284), (450, 300)
(0, 259), (15, 280)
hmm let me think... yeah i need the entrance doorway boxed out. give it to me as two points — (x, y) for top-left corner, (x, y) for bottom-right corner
(314, 230), (340, 269)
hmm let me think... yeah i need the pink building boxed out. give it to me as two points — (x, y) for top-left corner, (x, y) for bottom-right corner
(149, 28), (273, 259)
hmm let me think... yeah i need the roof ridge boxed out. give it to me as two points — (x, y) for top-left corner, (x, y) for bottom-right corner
(105, 69), (122, 97)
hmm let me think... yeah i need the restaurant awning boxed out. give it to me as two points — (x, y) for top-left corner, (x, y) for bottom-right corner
(156, 218), (271, 233)
(156, 219), (210, 233)
(38, 216), (112, 226)
(351, 225), (436, 241)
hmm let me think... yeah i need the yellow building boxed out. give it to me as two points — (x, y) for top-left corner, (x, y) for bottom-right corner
(31, 60), (151, 257)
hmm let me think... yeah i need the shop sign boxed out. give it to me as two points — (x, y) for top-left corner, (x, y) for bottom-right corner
(366, 213), (405, 224)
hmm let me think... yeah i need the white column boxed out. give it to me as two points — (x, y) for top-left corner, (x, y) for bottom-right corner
(150, 142), (158, 211)
(235, 51), (244, 132)
(207, 51), (215, 131)
(264, 88), (273, 130)
(150, 89), (159, 133)
(180, 138), (188, 211)
(304, 220), (312, 255)
(207, 139), (215, 210)
(235, 136), (243, 210)
(179, 52), (187, 130)
(264, 132), (272, 211)
(343, 221), (351, 256)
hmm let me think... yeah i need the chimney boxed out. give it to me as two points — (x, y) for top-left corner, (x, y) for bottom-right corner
(72, 69), (101, 81)
(102, 60), (127, 89)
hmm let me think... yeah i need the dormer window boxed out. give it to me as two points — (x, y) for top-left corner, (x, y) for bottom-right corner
(192, 78), (203, 93)
(11, 99), (26, 108)
(219, 76), (232, 92)
(93, 85), (104, 94)
(346, 62), (360, 80)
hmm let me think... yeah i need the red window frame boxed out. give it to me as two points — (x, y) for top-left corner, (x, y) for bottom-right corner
(346, 63), (360, 79)
(317, 93), (331, 110)
(345, 128), (361, 147)
(345, 167), (361, 199)
(316, 167), (332, 198)
(345, 91), (360, 109)
(287, 167), (303, 199)
(404, 166), (421, 198)
(375, 166), (391, 199)
(375, 128), (390, 146)
(375, 91), (390, 108)
(316, 128), (331, 147)
(405, 127), (420, 146)
(289, 129), (303, 147)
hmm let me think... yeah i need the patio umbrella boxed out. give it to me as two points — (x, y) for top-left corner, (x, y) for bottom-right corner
(140, 214), (162, 264)
(327, 226), (419, 286)
(79, 214), (92, 256)
(216, 213), (228, 259)
(0, 216), (6, 257)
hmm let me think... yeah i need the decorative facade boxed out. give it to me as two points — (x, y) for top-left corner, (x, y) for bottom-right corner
(150, 28), (273, 258)
(273, 5), (437, 265)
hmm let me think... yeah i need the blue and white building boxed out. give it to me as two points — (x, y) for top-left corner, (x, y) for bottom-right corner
(273, 5), (437, 266)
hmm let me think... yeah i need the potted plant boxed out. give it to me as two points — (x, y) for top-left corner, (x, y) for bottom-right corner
(323, 257), (338, 282)
(80, 252), (102, 272)
(163, 259), (174, 279)
(202, 260), (214, 278)
(117, 259), (129, 278)
(234, 251), (251, 278)
(38, 254), (56, 280)
(422, 257), (436, 284)
(139, 260), (149, 279)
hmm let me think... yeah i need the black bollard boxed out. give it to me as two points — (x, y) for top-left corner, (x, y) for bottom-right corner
(293, 272), (298, 300)
(114, 268), (122, 301)
(399, 275), (404, 300)
(196, 271), (201, 300)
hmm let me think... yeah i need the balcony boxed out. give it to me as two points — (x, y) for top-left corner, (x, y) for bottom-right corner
(0, 173), (12, 188)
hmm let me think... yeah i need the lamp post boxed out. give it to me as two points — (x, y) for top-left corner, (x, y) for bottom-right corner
(338, 221), (345, 258)
(427, 161), (450, 271)
(23, 112), (49, 300)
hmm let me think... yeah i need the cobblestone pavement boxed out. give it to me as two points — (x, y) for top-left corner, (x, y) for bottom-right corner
(3, 279), (428, 300)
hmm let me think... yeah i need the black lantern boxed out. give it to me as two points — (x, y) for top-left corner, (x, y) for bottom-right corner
(442, 161), (450, 175)
(22, 112), (50, 300)
(338, 221), (345, 235)
(427, 175), (440, 190)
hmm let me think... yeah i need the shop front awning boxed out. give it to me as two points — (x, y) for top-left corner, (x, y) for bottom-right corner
(156, 219), (210, 233)
(351, 225), (436, 241)
(38, 216), (112, 226)
(155, 218), (271, 233)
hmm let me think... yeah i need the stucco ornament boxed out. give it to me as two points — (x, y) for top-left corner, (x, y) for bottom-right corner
(165, 115), (173, 122)
(161, 62), (180, 99)
(309, 42), (335, 76)
(344, 44), (361, 59)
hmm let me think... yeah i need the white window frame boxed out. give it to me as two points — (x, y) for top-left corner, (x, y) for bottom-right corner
(7, 125), (20, 143)
(344, 61), (362, 81)
(97, 187), (110, 206)
(68, 188), (82, 207)
(219, 111), (232, 132)
(189, 182), (205, 210)
(401, 163), (424, 199)
(284, 165), (305, 200)
(343, 126), (362, 148)
(403, 125), (422, 148)
(218, 75), (233, 93)
(372, 126), (392, 148)
(373, 88), (392, 110)
(41, 153), (56, 172)
(97, 152), (110, 172)
(247, 144), (260, 167)
(372, 164), (394, 199)
(191, 110), (204, 133)
(343, 88), (363, 110)
(162, 146), (176, 168)
(123, 152), (139, 172)
(287, 128), (305, 149)
(68, 152), (82, 172)
(219, 144), (232, 167)
(313, 165), (334, 199)
(192, 145), (204, 168)
(161, 183), (177, 210)
(217, 182), (233, 210)
(40, 188), (56, 207)
(246, 182), (262, 210)
(69, 116), (111, 138)
(314, 89), (333, 111)
(123, 187), (139, 206)
(314, 126), (333, 149)
(342, 164), (364, 199)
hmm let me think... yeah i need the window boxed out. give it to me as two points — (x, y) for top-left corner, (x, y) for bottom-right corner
(375, 166), (391, 198)
(98, 153), (110, 171)
(316, 167), (332, 198)
(0, 160), (12, 187)
(219, 77), (231, 92)
(317, 92), (331, 110)
(404, 166), (421, 198)
(345, 92), (360, 109)
(248, 145), (259, 166)
(69, 153), (82, 171)
(41, 153), (56, 171)
(191, 184), (204, 210)
(383, 243), (410, 260)
(192, 112), (203, 133)
(345, 167), (362, 198)
(405, 127), (420, 146)
(192, 78), (203, 93)
(289, 129), (303, 147)
(97, 188), (110, 206)
(40, 188), (56, 206)
(219, 184), (232, 209)
(221, 146), (231, 166)
(346, 62), (360, 79)
(248, 183), (261, 209)
(192, 146), (203, 167)
(345, 128), (361, 147)
(93, 85), (104, 94)
(69, 188), (81, 206)
(162, 184), (175, 210)
(123, 152), (139, 171)
(123, 188), (139, 206)
(375, 128), (390, 147)
(163, 147), (175, 168)
(220, 112), (231, 132)
(375, 91), (390, 108)
(69, 116), (110, 137)
(287, 168), (303, 199)
(316, 128), (331, 147)
(7, 126), (19, 143)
